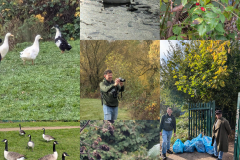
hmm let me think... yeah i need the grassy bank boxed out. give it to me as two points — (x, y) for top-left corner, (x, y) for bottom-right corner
(0, 40), (80, 120)
(80, 98), (131, 120)
(0, 128), (79, 159)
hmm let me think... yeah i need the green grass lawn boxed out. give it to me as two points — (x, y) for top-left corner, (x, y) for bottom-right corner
(0, 128), (79, 159)
(0, 121), (79, 128)
(0, 40), (80, 120)
(80, 98), (131, 120)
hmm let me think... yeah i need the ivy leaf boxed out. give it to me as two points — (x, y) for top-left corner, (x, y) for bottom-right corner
(215, 23), (225, 33)
(225, 6), (234, 12)
(219, 14), (225, 23)
(172, 26), (182, 35)
(167, 36), (177, 40)
(182, 0), (188, 6)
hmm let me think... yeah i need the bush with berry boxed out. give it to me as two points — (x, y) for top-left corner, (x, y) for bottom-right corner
(160, 0), (240, 40)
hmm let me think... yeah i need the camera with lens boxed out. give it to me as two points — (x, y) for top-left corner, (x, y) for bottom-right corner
(119, 77), (126, 82)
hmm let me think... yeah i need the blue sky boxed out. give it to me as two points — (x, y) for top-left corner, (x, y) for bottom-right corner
(160, 40), (179, 61)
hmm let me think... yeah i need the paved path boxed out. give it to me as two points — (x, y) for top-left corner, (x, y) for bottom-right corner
(0, 126), (80, 131)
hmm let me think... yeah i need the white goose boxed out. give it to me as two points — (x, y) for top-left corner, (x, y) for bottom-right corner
(20, 35), (42, 65)
(0, 33), (14, 60)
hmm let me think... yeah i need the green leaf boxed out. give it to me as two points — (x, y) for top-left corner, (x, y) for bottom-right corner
(215, 35), (228, 40)
(223, 11), (232, 20)
(167, 36), (177, 40)
(205, 11), (218, 18)
(220, 0), (228, 4)
(198, 23), (207, 36)
(237, 18), (240, 31)
(172, 26), (182, 35)
(195, 18), (204, 24)
(215, 23), (225, 33)
(211, 7), (221, 14)
(227, 33), (236, 39)
(209, 18), (219, 30)
(204, 0), (211, 5)
(177, 35), (184, 40)
(219, 14), (225, 23)
(225, 6), (234, 12)
(193, 9), (204, 15)
(182, 0), (188, 6)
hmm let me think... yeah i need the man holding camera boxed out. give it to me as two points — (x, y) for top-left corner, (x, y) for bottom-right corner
(100, 69), (124, 121)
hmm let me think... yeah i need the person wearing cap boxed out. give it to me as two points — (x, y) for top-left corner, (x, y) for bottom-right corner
(211, 109), (231, 160)
(160, 107), (176, 159)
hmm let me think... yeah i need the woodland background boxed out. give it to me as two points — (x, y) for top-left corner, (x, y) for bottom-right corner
(80, 40), (160, 120)
(0, 0), (80, 47)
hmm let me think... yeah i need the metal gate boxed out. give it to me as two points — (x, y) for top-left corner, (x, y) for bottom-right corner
(234, 93), (240, 160)
(188, 101), (215, 139)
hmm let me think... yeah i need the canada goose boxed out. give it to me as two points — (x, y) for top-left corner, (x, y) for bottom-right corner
(38, 141), (58, 160)
(0, 33), (14, 60)
(20, 35), (43, 65)
(62, 152), (69, 160)
(2, 139), (26, 160)
(27, 134), (34, 152)
(51, 25), (72, 53)
(19, 124), (26, 136)
(42, 128), (55, 142)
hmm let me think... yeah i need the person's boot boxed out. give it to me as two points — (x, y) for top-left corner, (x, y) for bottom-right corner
(162, 153), (167, 159)
(167, 149), (173, 154)
(211, 154), (218, 158)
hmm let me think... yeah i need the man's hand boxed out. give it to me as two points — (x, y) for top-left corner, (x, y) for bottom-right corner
(174, 133), (176, 137)
(120, 82), (124, 87)
(114, 78), (120, 86)
(160, 132), (162, 136)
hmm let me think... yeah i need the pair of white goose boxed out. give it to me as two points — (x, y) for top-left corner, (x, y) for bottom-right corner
(0, 33), (42, 65)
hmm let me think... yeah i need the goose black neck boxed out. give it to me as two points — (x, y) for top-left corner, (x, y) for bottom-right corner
(29, 136), (31, 141)
(62, 154), (65, 160)
(43, 129), (45, 134)
(19, 124), (21, 130)
(53, 143), (56, 152)
(4, 141), (8, 151)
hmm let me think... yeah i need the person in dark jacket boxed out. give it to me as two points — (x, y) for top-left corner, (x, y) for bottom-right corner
(160, 107), (176, 159)
(211, 109), (231, 160)
(99, 69), (124, 121)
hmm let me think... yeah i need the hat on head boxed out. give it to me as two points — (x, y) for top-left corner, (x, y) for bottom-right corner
(215, 110), (222, 114)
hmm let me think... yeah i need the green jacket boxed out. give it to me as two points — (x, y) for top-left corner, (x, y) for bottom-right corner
(211, 117), (231, 152)
(159, 113), (176, 133)
(99, 78), (124, 107)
